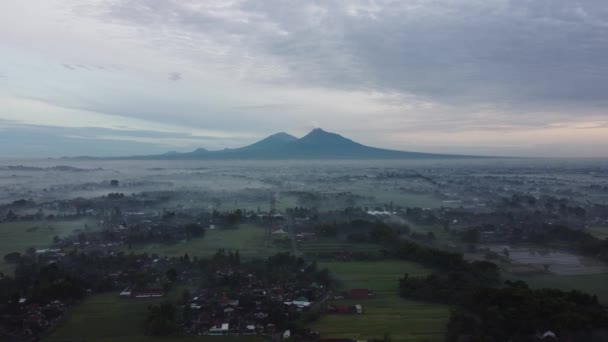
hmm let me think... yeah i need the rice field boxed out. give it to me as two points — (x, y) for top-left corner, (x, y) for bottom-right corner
(298, 239), (381, 259)
(46, 289), (263, 342)
(310, 261), (450, 341)
(126, 224), (286, 260)
(0, 219), (96, 275)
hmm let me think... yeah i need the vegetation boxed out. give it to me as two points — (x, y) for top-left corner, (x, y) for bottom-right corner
(146, 302), (178, 336)
(447, 281), (608, 341)
(127, 224), (285, 259)
(0, 219), (95, 274)
(512, 272), (608, 305)
(47, 291), (266, 342)
(529, 224), (608, 263)
(310, 261), (449, 341)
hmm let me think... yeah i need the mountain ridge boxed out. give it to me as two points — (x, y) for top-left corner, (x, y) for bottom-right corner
(70, 128), (491, 160)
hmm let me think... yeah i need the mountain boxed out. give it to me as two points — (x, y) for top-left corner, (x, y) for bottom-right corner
(74, 128), (488, 160)
(232, 132), (297, 151)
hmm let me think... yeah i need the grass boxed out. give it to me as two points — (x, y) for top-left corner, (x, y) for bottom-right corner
(587, 226), (608, 240)
(0, 219), (95, 275)
(298, 239), (380, 258)
(310, 261), (450, 341)
(126, 224), (286, 260)
(46, 289), (263, 342)
(509, 272), (608, 305)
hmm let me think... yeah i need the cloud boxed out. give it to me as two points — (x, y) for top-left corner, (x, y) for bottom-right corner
(0, 0), (607, 157)
(90, 0), (608, 108)
(168, 71), (182, 81)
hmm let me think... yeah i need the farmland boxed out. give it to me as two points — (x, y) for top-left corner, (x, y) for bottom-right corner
(356, 186), (445, 209)
(310, 261), (450, 341)
(0, 219), (96, 274)
(126, 224), (286, 260)
(46, 290), (263, 342)
(298, 239), (380, 258)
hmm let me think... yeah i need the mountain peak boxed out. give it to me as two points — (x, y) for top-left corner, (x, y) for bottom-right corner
(301, 128), (351, 141)
(237, 131), (297, 151)
(308, 128), (328, 135)
(269, 132), (297, 139)
(101, 128), (485, 160)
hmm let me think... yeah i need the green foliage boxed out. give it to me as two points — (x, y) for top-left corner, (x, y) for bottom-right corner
(461, 228), (480, 244)
(107, 193), (125, 199)
(310, 261), (449, 341)
(399, 261), (500, 305)
(145, 302), (178, 336)
(447, 282), (608, 341)
(3, 252), (21, 264)
(391, 239), (466, 270)
(529, 224), (608, 263)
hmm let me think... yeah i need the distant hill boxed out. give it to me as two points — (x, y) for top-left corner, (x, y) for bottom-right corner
(73, 128), (489, 160)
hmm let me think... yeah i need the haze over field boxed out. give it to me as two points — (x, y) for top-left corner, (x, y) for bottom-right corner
(2, 0), (608, 158)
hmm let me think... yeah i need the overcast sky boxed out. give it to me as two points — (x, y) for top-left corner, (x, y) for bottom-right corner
(1, 0), (608, 158)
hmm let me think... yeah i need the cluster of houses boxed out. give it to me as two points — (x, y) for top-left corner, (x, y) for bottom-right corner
(181, 267), (329, 337)
(0, 299), (66, 341)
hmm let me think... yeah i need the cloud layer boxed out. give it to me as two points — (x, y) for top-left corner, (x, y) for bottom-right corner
(1, 0), (607, 157)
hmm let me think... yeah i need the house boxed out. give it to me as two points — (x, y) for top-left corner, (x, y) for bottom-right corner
(132, 288), (164, 298)
(327, 304), (350, 314)
(347, 289), (375, 299)
(327, 304), (363, 314)
(539, 331), (557, 341)
(208, 323), (229, 335)
(286, 296), (311, 308)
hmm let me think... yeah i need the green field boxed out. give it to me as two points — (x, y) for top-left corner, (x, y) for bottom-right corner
(298, 239), (380, 258)
(587, 226), (608, 240)
(359, 188), (445, 209)
(509, 272), (608, 305)
(127, 224), (286, 260)
(46, 290), (263, 342)
(310, 261), (450, 341)
(0, 219), (95, 274)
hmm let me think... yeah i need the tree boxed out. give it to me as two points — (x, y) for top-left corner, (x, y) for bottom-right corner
(3, 252), (21, 264)
(166, 268), (177, 282)
(181, 289), (191, 303)
(110, 179), (119, 187)
(145, 302), (177, 336)
(184, 223), (205, 238)
(462, 228), (480, 244)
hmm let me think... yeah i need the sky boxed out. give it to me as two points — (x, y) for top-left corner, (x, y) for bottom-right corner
(1, 0), (608, 158)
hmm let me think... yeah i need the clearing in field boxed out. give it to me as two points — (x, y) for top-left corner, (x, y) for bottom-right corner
(126, 224), (286, 260)
(46, 289), (263, 342)
(310, 260), (450, 341)
(0, 219), (95, 274)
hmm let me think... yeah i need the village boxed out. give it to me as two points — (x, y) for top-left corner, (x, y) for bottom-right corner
(1, 161), (608, 341)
